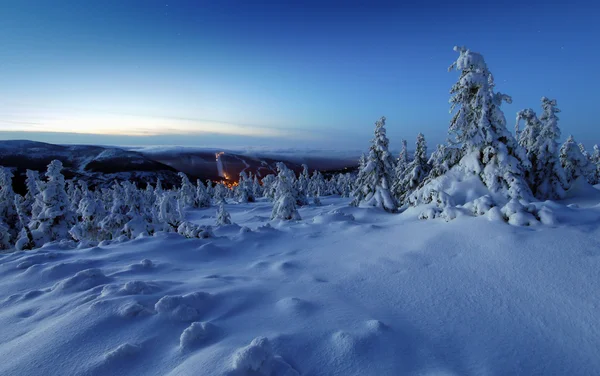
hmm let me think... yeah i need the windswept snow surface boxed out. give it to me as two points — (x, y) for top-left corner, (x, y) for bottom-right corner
(1, 196), (600, 375)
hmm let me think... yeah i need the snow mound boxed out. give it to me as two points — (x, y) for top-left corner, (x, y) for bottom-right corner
(155, 291), (213, 321)
(275, 297), (315, 316)
(179, 321), (217, 349)
(117, 301), (154, 318)
(103, 343), (141, 361)
(232, 337), (298, 376)
(312, 210), (355, 224)
(54, 268), (110, 292)
(15, 252), (59, 269)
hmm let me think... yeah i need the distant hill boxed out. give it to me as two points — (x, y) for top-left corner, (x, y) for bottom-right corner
(0, 140), (195, 193)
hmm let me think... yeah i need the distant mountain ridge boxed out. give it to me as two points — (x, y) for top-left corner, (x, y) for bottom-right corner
(0, 140), (359, 193)
(0, 140), (191, 193)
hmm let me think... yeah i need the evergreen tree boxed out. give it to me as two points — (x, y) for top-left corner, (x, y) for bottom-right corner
(23, 169), (41, 217)
(216, 202), (232, 225)
(448, 46), (532, 200)
(26, 160), (76, 247)
(298, 164), (310, 197)
(528, 97), (569, 199)
(394, 133), (430, 203)
(350, 116), (397, 211)
(196, 179), (212, 208)
(591, 145), (600, 184)
(99, 183), (129, 240)
(178, 172), (197, 209)
(261, 174), (277, 200)
(69, 187), (106, 243)
(271, 163), (301, 220)
(0, 167), (19, 245)
(426, 144), (461, 181)
(560, 135), (594, 184)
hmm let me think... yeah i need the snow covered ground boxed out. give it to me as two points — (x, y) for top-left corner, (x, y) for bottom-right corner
(1, 193), (600, 375)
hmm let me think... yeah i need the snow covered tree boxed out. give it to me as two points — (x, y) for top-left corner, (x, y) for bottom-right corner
(66, 179), (83, 212)
(205, 179), (214, 197)
(23, 169), (41, 217)
(69, 187), (106, 243)
(393, 133), (430, 203)
(156, 191), (185, 232)
(426, 144), (461, 181)
(213, 182), (228, 204)
(0, 167), (19, 245)
(350, 116), (397, 211)
(196, 179), (211, 208)
(396, 139), (409, 174)
(298, 164), (310, 196)
(122, 181), (154, 239)
(308, 170), (326, 198)
(252, 175), (262, 198)
(14, 195), (34, 250)
(26, 160), (76, 247)
(447, 46), (532, 201)
(515, 109), (541, 156)
(524, 97), (569, 199)
(261, 174), (277, 200)
(236, 171), (255, 203)
(591, 145), (600, 185)
(216, 202), (232, 225)
(313, 189), (322, 206)
(271, 163), (301, 220)
(99, 183), (129, 240)
(560, 135), (594, 184)
(178, 172), (197, 209)
(578, 143), (596, 184)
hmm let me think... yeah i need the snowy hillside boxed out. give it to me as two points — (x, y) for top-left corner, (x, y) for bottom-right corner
(1, 195), (600, 375)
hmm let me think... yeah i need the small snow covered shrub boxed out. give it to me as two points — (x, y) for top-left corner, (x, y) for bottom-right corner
(500, 199), (538, 226)
(177, 222), (213, 238)
(468, 195), (496, 216)
(216, 203), (232, 225)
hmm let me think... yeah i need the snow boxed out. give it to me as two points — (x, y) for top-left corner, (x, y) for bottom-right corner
(1, 194), (600, 375)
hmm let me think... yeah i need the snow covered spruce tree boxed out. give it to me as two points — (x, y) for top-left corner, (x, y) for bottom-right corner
(391, 139), (409, 195)
(0, 167), (19, 248)
(236, 171), (255, 203)
(69, 185), (106, 243)
(446, 46), (532, 201)
(308, 170), (326, 198)
(519, 97), (569, 199)
(216, 202), (232, 225)
(350, 116), (397, 212)
(393, 133), (430, 204)
(426, 144), (462, 181)
(24, 160), (76, 248)
(99, 182), (130, 240)
(178, 172), (197, 209)
(298, 164), (310, 197)
(122, 181), (154, 239)
(591, 145), (600, 184)
(271, 162), (301, 220)
(560, 135), (594, 185)
(261, 174), (276, 200)
(195, 179), (212, 208)
(23, 169), (41, 217)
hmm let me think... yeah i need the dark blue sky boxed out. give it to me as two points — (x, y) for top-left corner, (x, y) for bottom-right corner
(1, 0), (598, 150)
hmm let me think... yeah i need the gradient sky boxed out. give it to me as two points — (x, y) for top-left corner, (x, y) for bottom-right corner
(1, 0), (599, 151)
